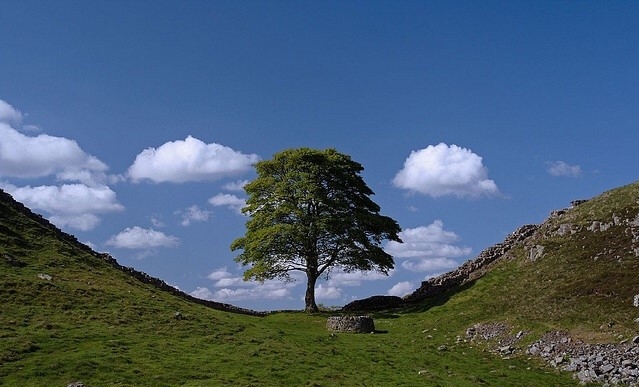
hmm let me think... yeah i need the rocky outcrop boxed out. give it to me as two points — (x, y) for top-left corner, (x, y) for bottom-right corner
(404, 224), (539, 303)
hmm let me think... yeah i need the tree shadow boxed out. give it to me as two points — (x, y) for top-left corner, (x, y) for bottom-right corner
(400, 280), (478, 314)
(341, 279), (480, 317)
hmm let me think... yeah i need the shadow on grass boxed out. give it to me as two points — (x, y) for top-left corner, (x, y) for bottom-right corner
(400, 280), (478, 314)
(341, 280), (480, 318)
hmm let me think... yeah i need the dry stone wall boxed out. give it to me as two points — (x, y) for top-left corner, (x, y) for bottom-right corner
(404, 224), (539, 303)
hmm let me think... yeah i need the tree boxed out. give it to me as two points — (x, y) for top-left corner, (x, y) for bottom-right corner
(231, 148), (402, 313)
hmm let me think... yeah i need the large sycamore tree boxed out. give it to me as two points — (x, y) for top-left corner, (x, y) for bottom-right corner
(231, 148), (402, 313)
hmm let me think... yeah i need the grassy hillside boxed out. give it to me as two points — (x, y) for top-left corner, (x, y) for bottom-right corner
(436, 181), (639, 340)
(5, 182), (636, 386)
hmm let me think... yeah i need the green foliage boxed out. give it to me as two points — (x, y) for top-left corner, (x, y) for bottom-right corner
(231, 148), (402, 312)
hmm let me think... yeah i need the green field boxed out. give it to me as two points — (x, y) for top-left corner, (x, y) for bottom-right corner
(4, 183), (639, 386)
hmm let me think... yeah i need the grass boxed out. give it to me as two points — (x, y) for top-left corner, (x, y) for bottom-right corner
(4, 182), (639, 386)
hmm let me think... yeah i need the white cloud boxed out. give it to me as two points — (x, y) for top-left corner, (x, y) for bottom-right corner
(315, 284), (342, 300)
(385, 221), (469, 274)
(547, 161), (582, 178)
(207, 267), (234, 281)
(176, 205), (212, 226)
(190, 285), (292, 302)
(149, 215), (166, 228)
(190, 286), (214, 300)
(126, 135), (260, 183)
(193, 267), (302, 302)
(393, 143), (500, 198)
(223, 180), (249, 192)
(401, 257), (459, 273)
(2, 183), (124, 231)
(388, 281), (415, 297)
(213, 277), (246, 287)
(0, 123), (108, 183)
(385, 221), (471, 258)
(0, 100), (23, 125)
(209, 193), (245, 214)
(105, 226), (180, 249)
(327, 269), (394, 288)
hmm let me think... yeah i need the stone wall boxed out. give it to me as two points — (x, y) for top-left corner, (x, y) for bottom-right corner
(404, 224), (539, 303)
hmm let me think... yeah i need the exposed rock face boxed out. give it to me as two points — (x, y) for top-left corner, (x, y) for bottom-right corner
(327, 315), (375, 333)
(342, 295), (404, 311)
(404, 224), (539, 303)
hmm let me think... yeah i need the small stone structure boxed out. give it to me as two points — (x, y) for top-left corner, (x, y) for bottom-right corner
(327, 315), (375, 333)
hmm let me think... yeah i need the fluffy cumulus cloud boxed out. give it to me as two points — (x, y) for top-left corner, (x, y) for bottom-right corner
(327, 269), (394, 288)
(385, 220), (470, 275)
(223, 180), (249, 192)
(2, 183), (124, 231)
(0, 122), (108, 182)
(0, 99), (23, 125)
(547, 161), (582, 178)
(105, 226), (180, 249)
(209, 193), (246, 214)
(388, 281), (415, 297)
(393, 143), (500, 198)
(191, 282), (294, 303)
(315, 284), (342, 300)
(175, 205), (212, 226)
(126, 135), (260, 183)
(0, 100), (122, 231)
(191, 268), (306, 303)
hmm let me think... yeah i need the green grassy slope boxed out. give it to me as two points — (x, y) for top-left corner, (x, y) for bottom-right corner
(434, 181), (639, 340)
(6, 182), (633, 386)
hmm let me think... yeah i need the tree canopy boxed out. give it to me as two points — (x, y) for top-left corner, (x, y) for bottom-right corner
(231, 148), (402, 313)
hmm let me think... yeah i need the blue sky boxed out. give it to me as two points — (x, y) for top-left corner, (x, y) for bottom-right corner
(1, 1), (638, 311)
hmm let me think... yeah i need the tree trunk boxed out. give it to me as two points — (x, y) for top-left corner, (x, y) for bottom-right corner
(305, 271), (319, 313)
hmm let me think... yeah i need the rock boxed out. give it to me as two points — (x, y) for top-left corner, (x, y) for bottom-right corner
(499, 345), (513, 354)
(633, 294), (639, 307)
(632, 335), (639, 344)
(528, 245), (545, 262)
(326, 315), (375, 333)
(37, 273), (52, 281)
(600, 364), (615, 374)
(438, 345), (448, 351)
(2, 253), (26, 267)
(68, 383), (85, 387)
